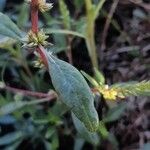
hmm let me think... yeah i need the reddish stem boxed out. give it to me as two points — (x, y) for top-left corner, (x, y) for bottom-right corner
(31, 0), (48, 67)
(37, 46), (48, 67)
(31, 0), (39, 33)
(91, 88), (99, 93)
(1, 85), (57, 99)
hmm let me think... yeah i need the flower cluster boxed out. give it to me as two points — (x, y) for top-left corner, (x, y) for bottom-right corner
(81, 69), (126, 101)
(38, 0), (53, 12)
(26, 0), (53, 12)
(22, 29), (51, 48)
(98, 85), (118, 100)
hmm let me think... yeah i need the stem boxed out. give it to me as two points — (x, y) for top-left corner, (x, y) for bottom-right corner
(31, 0), (48, 67)
(27, 97), (55, 105)
(85, 0), (99, 69)
(66, 36), (73, 64)
(100, 0), (119, 51)
(31, 0), (39, 33)
(85, 26), (98, 69)
(37, 46), (48, 67)
(1, 85), (57, 99)
(85, 0), (92, 11)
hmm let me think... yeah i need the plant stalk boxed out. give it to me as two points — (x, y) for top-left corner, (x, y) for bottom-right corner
(85, 0), (99, 69)
(31, 0), (48, 67)
(31, 0), (39, 33)
(1, 85), (56, 99)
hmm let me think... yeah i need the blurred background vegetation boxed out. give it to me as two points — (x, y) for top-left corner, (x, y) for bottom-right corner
(0, 0), (150, 150)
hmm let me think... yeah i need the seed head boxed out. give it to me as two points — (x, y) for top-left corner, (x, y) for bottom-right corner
(38, 0), (53, 12)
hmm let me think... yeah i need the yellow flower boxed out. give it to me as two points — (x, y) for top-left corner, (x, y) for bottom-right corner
(98, 85), (118, 100)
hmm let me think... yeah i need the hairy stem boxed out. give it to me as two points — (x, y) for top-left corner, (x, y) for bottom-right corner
(31, 0), (39, 33)
(31, 0), (48, 67)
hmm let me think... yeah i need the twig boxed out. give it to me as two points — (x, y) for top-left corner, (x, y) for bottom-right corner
(31, 0), (48, 67)
(31, 0), (39, 33)
(66, 36), (73, 64)
(0, 85), (57, 99)
(100, 0), (120, 51)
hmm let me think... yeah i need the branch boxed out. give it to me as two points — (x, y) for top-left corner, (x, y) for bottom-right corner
(0, 84), (57, 100)
(31, 0), (39, 33)
(31, 0), (48, 67)
(100, 0), (119, 51)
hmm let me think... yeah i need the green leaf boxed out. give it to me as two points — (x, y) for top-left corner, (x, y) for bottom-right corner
(47, 54), (99, 132)
(98, 121), (109, 138)
(51, 133), (59, 150)
(72, 113), (99, 145)
(17, 2), (29, 28)
(59, 0), (71, 29)
(0, 37), (17, 49)
(0, 12), (22, 39)
(94, 0), (106, 19)
(51, 101), (69, 116)
(0, 131), (23, 146)
(4, 141), (22, 150)
(94, 68), (105, 85)
(0, 115), (16, 124)
(107, 133), (119, 149)
(103, 103), (127, 123)
(81, 71), (99, 87)
(44, 141), (52, 150)
(49, 25), (67, 53)
(45, 28), (85, 38)
(0, 98), (51, 116)
(74, 138), (84, 150)
(0, 101), (27, 116)
(73, 17), (86, 35)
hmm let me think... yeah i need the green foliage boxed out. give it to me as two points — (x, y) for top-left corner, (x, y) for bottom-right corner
(84, 0), (106, 69)
(103, 102), (127, 123)
(59, 0), (71, 30)
(81, 70), (99, 87)
(46, 25), (67, 53)
(0, 101), (26, 116)
(0, 0), (150, 149)
(98, 121), (109, 138)
(17, 2), (30, 28)
(82, 69), (150, 100)
(0, 12), (22, 39)
(111, 81), (150, 97)
(47, 54), (99, 132)
(94, 68), (105, 85)
(72, 113), (99, 145)
(0, 37), (17, 49)
(45, 28), (85, 39)
(74, 138), (85, 150)
(0, 131), (23, 146)
(0, 97), (52, 116)
(44, 0), (106, 68)
(94, 0), (106, 19)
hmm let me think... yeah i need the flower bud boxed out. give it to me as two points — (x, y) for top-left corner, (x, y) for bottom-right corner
(38, 0), (53, 12)
(22, 29), (52, 48)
